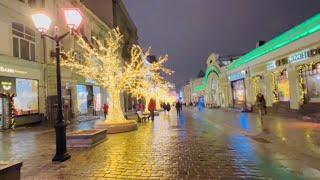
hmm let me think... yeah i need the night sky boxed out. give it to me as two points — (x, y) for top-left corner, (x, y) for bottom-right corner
(123, 0), (320, 89)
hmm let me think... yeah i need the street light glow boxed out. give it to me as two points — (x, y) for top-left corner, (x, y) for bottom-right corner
(31, 12), (52, 33)
(63, 8), (83, 30)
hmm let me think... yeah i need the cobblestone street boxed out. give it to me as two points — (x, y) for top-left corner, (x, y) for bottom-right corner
(1, 108), (320, 179)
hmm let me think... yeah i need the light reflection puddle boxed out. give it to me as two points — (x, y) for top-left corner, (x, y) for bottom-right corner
(229, 135), (301, 179)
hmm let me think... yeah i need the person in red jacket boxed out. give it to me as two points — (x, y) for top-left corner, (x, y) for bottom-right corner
(148, 98), (156, 121)
(103, 103), (109, 119)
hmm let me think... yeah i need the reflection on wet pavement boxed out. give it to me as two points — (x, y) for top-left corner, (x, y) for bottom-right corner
(0, 108), (320, 179)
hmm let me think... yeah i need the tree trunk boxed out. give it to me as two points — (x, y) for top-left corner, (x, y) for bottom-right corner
(145, 97), (150, 113)
(156, 99), (161, 110)
(106, 90), (126, 122)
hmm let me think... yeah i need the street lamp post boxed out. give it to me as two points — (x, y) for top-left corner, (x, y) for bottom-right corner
(32, 9), (83, 162)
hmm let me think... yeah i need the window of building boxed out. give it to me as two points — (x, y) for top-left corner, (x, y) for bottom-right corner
(14, 79), (39, 115)
(28, 0), (36, 8)
(12, 22), (36, 61)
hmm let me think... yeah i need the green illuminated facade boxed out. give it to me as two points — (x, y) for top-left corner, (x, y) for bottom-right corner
(185, 13), (320, 112)
(227, 13), (320, 71)
(194, 65), (221, 92)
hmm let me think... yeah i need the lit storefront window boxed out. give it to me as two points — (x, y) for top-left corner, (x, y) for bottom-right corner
(304, 63), (320, 102)
(76, 85), (88, 114)
(14, 78), (39, 115)
(76, 85), (102, 115)
(276, 70), (290, 102)
(93, 86), (101, 111)
(232, 79), (245, 105)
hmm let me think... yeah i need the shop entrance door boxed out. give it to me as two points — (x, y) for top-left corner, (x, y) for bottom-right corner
(0, 96), (10, 130)
(231, 79), (246, 108)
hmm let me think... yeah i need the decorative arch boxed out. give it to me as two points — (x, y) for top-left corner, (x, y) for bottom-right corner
(194, 65), (221, 92)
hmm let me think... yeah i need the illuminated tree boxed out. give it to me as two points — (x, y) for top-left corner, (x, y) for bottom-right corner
(134, 80), (173, 112)
(62, 28), (171, 123)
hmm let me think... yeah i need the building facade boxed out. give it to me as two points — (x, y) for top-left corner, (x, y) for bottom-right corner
(182, 78), (203, 105)
(204, 53), (223, 108)
(0, 0), (137, 129)
(183, 13), (320, 116)
(225, 13), (320, 115)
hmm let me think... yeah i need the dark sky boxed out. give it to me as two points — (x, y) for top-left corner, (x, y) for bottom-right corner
(122, 0), (320, 89)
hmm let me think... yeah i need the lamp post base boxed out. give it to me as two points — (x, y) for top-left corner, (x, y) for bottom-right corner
(52, 153), (71, 162)
(52, 123), (71, 162)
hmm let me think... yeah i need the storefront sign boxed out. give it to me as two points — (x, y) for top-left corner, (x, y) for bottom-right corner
(85, 79), (96, 84)
(0, 77), (16, 94)
(289, 47), (320, 64)
(0, 66), (27, 74)
(266, 61), (276, 71)
(289, 49), (310, 64)
(228, 71), (245, 81)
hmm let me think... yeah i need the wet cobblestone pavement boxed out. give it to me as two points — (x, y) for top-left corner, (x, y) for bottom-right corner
(1, 108), (320, 179)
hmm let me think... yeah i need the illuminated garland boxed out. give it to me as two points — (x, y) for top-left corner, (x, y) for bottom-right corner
(297, 62), (315, 104)
(297, 65), (306, 104)
(271, 72), (279, 103)
(8, 94), (16, 129)
(0, 93), (16, 129)
(251, 76), (261, 96)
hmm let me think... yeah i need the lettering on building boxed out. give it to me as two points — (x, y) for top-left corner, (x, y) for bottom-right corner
(288, 47), (320, 64)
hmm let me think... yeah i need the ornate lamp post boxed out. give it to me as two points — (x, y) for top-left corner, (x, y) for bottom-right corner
(31, 8), (83, 162)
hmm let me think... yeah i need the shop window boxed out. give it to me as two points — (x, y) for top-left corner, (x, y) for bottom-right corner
(76, 85), (88, 114)
(276, 70), (290, 102)
(93, 86), (101, 111)
(231, 79), (245, 105)
(12, 22), (36, 61)
(13, 79), (39, 116)
(304, 63), (320, 102)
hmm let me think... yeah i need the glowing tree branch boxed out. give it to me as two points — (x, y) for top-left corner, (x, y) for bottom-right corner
(62, 28), (172, 122)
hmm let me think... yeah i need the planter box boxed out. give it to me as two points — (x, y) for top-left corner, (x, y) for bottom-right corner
(67, 129), (107, 148)
(95, 120), (138, 134)
(0, 161), (23, 180)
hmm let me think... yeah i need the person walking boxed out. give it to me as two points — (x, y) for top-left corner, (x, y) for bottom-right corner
(256, 92), (268, 134)
(103, 103), (109, 119)
(256, 92), (267, 115)
(148, 98), (156, 121)
(166, 102), (171, 114)
(175, 101), (181, 117)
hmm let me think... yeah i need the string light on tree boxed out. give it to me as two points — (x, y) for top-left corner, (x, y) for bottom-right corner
(62, 28), (172, 129)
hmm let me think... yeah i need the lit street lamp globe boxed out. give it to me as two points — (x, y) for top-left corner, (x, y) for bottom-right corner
(31, 12), (51, 33)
